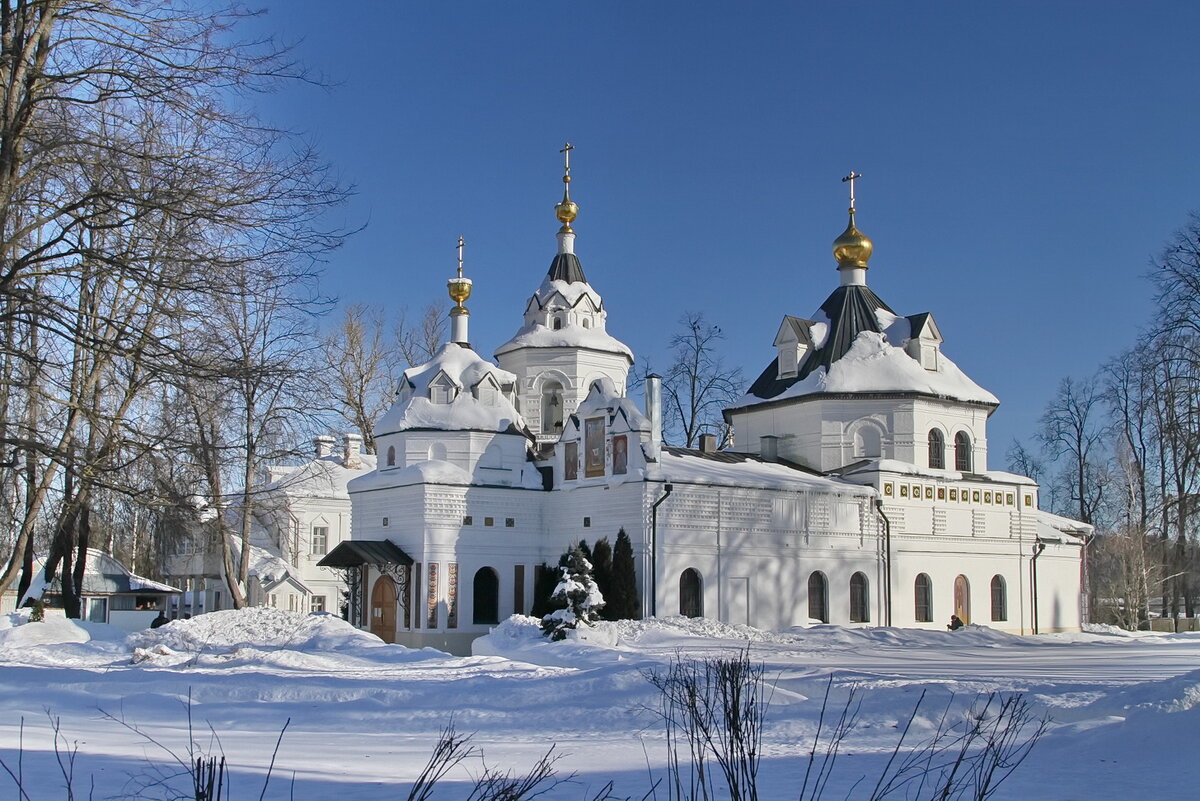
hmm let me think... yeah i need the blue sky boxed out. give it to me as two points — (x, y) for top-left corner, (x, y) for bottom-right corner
(245, 2), (1200, 460)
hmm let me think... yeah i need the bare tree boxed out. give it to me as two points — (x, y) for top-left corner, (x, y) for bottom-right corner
(396, 302), (446, 368)
(320, 304), (401, 453)
(1037, 376), (1110, 526)
(0, 2), (348, 605)
(659, 311), (744, 448)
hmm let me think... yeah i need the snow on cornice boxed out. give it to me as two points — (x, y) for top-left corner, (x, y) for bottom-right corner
(840, 459), (1038, 485)
(348, 459), (544, 492)
(496, 321), (633, 358)
(731, 330), (998, 411)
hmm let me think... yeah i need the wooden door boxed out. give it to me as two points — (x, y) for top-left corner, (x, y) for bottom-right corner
(370, 576), (397, 643)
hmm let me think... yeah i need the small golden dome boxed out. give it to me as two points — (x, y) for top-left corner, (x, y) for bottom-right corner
(447, 276), (472, 307)
(555, 176), (578, 228)
(832, 211), (873, 268)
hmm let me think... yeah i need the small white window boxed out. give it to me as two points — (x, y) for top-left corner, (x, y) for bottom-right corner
(311, 526), (328, 555)
(310, 595), (326, 613)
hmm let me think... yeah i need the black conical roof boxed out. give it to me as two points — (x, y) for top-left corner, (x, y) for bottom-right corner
(746, 284), (895, 400)
(547, 252), (587, 284)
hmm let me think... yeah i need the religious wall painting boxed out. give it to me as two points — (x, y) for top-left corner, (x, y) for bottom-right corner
(585, 418), (605, 478)
(564, 441), (578, 481)
(612, 434), (628, 475)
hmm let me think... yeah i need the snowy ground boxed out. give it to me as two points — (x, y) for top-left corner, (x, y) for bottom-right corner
(1, 609), (1197, 800)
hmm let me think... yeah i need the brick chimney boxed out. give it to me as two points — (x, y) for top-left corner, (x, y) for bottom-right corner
(343, 433), (363, 470)
(314, 434), (336, 459)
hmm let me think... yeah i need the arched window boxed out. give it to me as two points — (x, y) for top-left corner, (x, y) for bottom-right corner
(679, 569), (703, 618)
(854, 426), (881, 459)
(473, 568), (500, 625)
(954, 432), (972, 472)
(928, 430), (945, 469)
(542, 380), (564, 435)
(386, 445), (396, 467)
(914, 573), (933, 622)
(808, 572), (828, 623)
(990, 575), (1007, 621)
(428, 442), (447, 461)
(849, 572), (870, 623)
(581, 318), (591, 329)
(552, 317), (563, 330)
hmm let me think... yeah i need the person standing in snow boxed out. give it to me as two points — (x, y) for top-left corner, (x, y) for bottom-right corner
(947, 614), (964, 631)
(151, 612), (170, 629)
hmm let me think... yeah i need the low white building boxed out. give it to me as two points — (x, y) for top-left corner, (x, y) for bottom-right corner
(164, 434), (374, 618)
(328, 162), (1087, 654)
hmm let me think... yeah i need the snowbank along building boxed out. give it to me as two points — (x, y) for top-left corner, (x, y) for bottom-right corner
(318, 155), (1087, 653)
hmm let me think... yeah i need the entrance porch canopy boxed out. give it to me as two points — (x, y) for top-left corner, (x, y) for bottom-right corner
(317, 540), (413, 569)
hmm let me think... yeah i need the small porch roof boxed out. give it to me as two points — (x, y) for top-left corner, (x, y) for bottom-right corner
(317, 540), (414, 569)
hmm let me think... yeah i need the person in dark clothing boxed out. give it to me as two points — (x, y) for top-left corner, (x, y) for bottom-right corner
(947, 614), (964, 631)
(150, 612), (170, 629)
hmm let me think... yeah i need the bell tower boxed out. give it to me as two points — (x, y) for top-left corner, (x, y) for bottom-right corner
(495, 144), (634, 449)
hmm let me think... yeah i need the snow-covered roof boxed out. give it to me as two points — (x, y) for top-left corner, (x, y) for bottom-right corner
(35, 550), (180, 596)
(738, 282), (998, 410)
(1037, 509), (1092, 541)
(564, 378), (652, 435)
(496, 276), (633, 359)
(647, 448), (876, 496)
(377, 343), (529, 435)
(261, 453), (378, 500)
(733, 329), (998, 411)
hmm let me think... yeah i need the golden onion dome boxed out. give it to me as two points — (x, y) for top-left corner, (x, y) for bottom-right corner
(832, 210), (873, 268)
(555, 175), (578, 228)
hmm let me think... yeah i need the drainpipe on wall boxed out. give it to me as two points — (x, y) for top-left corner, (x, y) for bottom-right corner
(875, 499), (892, 627)
(650, 482), (674, 618)
(1031, 540), (1046, 634)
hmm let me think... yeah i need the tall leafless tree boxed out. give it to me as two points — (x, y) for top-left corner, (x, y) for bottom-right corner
(659, 311), (744, 448)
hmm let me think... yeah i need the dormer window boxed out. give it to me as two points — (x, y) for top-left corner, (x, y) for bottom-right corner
(774, 316), (814, 380)
(429, 372), (457, 404)
(904, 313), (943, 372)
(474, 374), (501, 406)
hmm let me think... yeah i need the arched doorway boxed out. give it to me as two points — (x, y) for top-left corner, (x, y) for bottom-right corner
(849, 572), (870, 623)
(808, 572), (829, 623)
(679, 569), (703, 618)
(954, 575), (971, 624)
(370, 575), (397, 643)
(473, 567), (500, 625)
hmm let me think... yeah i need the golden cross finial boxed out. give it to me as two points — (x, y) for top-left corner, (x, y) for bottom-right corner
(841, 171), (862, 212)
(456, 235), (465, 278)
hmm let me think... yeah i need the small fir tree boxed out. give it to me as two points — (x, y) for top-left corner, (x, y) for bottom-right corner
(578, 539), (593, 564)
(541, 545), (605, 641)
(608, 529), (641, 620)
(592, 537), (614, 619)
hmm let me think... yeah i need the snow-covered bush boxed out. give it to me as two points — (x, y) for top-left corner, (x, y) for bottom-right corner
(541, 545), (605, 641)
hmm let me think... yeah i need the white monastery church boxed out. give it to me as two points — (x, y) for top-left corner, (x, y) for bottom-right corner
(291, 153), (1089, 654)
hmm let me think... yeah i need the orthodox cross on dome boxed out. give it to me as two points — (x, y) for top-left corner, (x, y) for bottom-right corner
(555, 142), (579, 231)
(841, 171), (862, 212)
(456, 235), (465, 278)
(560, 141), (574, 177)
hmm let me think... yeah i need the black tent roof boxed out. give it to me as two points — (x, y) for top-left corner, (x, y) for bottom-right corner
(547, 252), (587, 284)
(747, 284), (894, 400)
(317, 540), (413, 568)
